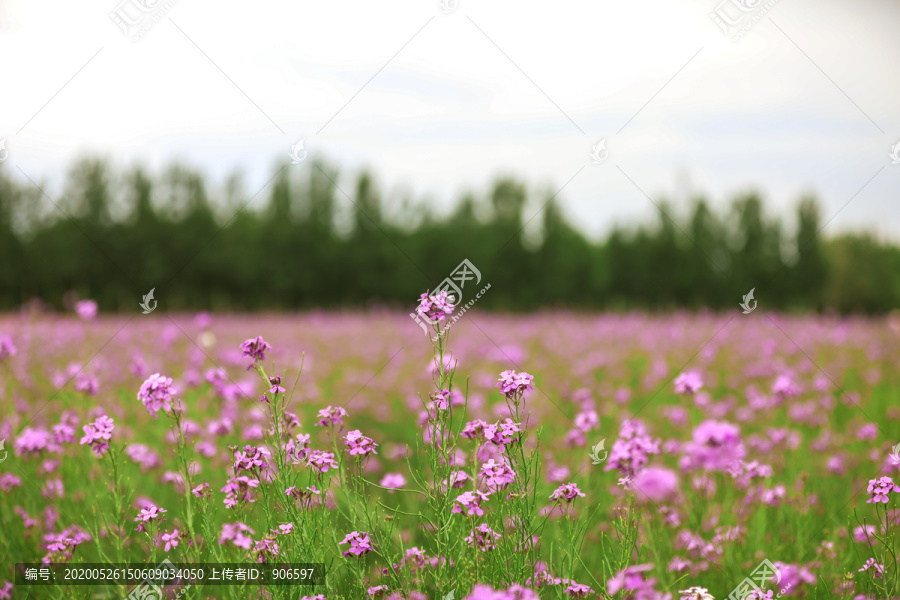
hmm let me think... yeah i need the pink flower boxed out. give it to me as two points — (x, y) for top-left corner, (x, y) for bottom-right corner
(315, 406), (348, 427)
(138, 373), (176, 418)
(75, 300), (98, 320)
(344, 430), (378, 457)
(480, 459), (516, 491)
(464, 523), (501, 552)
(858, 557), (885, 579)
(866, 477), (900, 504)
(550, 482), (586, 504)
(219, 522), (255, 549)
(380, 473), (406, 490)
(340, 531), (376, 557)
(674, 371), (703, 395)
(133, 505), (167, 533)
(683, 420), (745, 472)
(630, 467), (680, 504)
(497, 370), (534, 401)
(0, 581), (12, 600)
(79, 415), (114, 457)
(0, 335), (16, 361)
(240, 336), (272, 368)
(306, 450), (339, 473)
(416, 291), (455, 323)
(452, 491), (491, 516)
(161, 528), (182, 552)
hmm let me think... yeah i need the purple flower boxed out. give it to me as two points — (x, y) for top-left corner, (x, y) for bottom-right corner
(550, 482), (586, 504)
(344, 430), (378, 457)
(0, 335), (17, 361)
(266, 375), (286, 397)
(161, 528), (182, 552)
(464, 523), (501, 552)
(306, 450), (339, 473)
(448, 470), (471, 489)
(220, 476), (259, 508)
(233, 445), (270, 472)
(219, 522), (255, 549)
(315, 405), (348, 427)
(673, 371), (703, 395)
(607, 564), (665, 599)
(497, 370), (534, 401)
(252, 536), (281, 563)
(138, 373), (176, 418)
(380, 473), (406, 490)
(866, 476), (900, 504)
(72, 372), (98, 396)
(133, 505), (167, 533)
(240, 336), (272, 368)
(416, 291), (455, 323)
(678, 588), (714, 600)
(604, 419), (661, 478)
(340, 531), (376, 557)
(191, 483), (210, 498)
(858, 557), (885, 579)
(79, 415), (114, 457)
(630, 467), (680, 504)
(452, 490), (491, 516)
(271, 523), (294, 536)
(479, 459), (516, 491)
(682, 420), (745, 472)
(75, 300), (98, 320)
(367, 585), (389, 598)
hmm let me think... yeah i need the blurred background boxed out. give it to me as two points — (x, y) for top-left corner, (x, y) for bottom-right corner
(1, 0), (899, 313)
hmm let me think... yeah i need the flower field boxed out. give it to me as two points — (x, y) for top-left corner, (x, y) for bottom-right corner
(1, 305), (899, 600)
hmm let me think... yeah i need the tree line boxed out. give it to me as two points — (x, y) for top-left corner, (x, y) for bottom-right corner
(1, 156), (898, 313)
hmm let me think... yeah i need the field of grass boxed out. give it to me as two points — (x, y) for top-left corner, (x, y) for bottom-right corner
(1, 306), (899, 599)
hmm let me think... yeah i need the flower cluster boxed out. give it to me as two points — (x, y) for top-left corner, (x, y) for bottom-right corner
(240, 336), (272, 368)
(549, 482), (586, 504)
(306, 450), (339, 473)
(133, 504), (167, 533)
(315, 405), (348, 427)
(497, 370), (534, 401)
(866, 476), (900, 504)
(416, 291), (455, 323)
(221, 476), (260, 508)
(605, 419), (661, 478)
(233, 445), (270, 473)
(452, 491), (491, 517)
(79, 415), (114, 457)
(137, 373), (176, 418)
(673, 371), (703, 395)
(340, 531), (376, 557)
(344, 430), (378, 457)
(464, 523), (501, 552)
(219, 522), (255, 549)
(479, 459), (516, 491)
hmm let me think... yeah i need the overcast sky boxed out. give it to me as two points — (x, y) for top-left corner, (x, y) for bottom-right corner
(1, 0), (899, 240)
